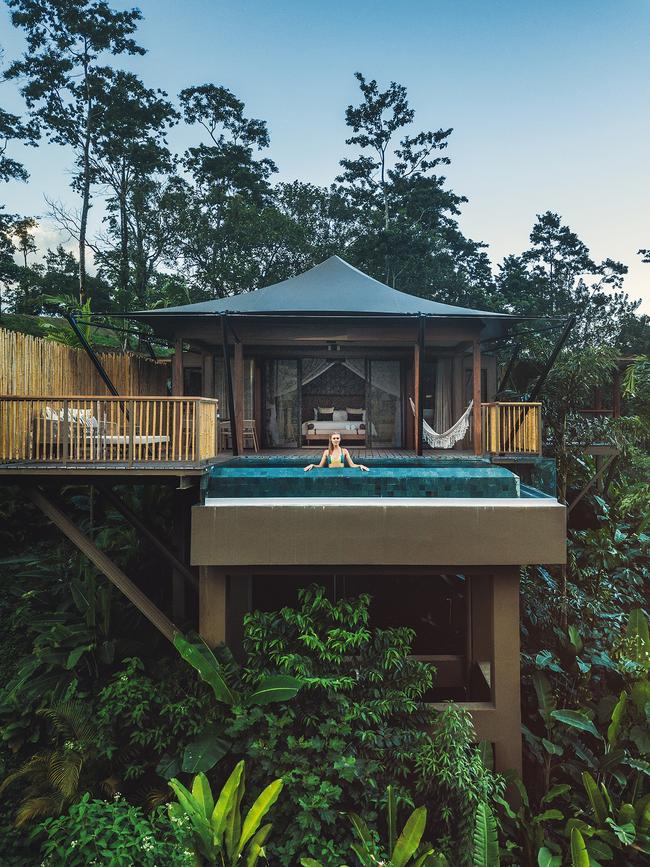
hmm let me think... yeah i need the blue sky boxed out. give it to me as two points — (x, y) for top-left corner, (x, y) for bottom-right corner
(1, 0), (649, 310)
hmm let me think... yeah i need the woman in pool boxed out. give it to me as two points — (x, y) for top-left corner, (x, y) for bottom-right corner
(304, 432), (369, 472)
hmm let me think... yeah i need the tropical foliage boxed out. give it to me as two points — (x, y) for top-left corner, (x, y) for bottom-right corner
(0, 1), (649, 866)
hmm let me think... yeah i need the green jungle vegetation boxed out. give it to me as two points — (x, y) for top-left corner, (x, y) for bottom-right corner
(1, 1), (650, 864)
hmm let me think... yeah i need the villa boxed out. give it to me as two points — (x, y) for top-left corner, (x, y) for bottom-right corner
(0, 255), (567, 774)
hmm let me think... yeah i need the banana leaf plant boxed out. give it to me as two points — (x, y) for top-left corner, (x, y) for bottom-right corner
(495, 773), (565, 865)
(168, 633), (303, 775)
(169, 760), (283, 866)
(472, 801), (500, 866)
(301, 785), (448, 866)
(563, 771), (650, 860)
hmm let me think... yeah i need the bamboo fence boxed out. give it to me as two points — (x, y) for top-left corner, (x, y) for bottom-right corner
(0, 328), (170, 397)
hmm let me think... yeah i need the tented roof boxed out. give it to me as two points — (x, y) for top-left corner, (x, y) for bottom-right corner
(137, 256), (511, 317)
(125, 255), (545, 340)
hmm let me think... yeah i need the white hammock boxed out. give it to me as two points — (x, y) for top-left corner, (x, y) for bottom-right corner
(409, 398), (474, 449)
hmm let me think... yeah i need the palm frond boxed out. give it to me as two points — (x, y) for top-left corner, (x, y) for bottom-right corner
(38, 700), (95, 744)
(15, 795), (64, 827)
(48, 751), (82, 799)
(0, 753), (51, 794)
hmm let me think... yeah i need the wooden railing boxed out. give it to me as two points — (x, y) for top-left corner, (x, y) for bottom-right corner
(481, 402), (542, 456)
(0, 396), (219, 466)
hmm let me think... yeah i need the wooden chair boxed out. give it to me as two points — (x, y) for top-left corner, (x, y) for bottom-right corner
(219, 419), (259, 452)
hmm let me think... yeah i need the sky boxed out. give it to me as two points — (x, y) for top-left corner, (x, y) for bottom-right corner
(1, 0), (649, 310)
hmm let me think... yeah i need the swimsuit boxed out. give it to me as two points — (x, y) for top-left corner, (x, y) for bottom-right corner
(327, 450), (345, 468)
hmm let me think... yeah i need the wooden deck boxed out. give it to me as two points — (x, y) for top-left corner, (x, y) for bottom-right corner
(0, 393), (542, 478)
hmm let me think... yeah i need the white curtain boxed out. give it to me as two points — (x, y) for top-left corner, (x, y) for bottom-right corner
(301, 359), (336, 387)
(434, 359), (453, 433)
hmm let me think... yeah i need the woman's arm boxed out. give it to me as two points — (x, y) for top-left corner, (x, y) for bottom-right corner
(304, 450), (328, 471)
(344, 449), (369, 471)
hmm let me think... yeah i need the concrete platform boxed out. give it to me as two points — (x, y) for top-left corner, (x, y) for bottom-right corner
(192, 496), (566, 566)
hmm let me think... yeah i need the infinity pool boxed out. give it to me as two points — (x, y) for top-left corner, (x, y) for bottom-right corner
(204, 456), (524, 499)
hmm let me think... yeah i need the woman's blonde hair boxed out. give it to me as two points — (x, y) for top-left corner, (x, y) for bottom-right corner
(328, 432), (341, 454)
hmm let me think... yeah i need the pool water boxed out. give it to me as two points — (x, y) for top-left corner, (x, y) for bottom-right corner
(204, 455), (523, 499)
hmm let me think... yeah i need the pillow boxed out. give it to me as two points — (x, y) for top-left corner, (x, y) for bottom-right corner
(346, 407), (365, 421)
(332, 409), (348, 422)
(317, 406), (334, 421)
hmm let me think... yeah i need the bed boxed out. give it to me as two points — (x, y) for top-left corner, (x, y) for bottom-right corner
(301, 408), (373, 445)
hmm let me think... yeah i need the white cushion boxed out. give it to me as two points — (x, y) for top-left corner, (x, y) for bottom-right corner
(332, 409), (348, 422)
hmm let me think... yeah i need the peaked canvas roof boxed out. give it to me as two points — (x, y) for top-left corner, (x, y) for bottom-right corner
(123, 255), (547, 343)
(130, 256), (513, 319)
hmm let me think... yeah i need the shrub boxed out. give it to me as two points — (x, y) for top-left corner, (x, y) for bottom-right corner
(39, 793), (193, 867)
(225, 584), (435, 865)
(415, 704), (504, 865)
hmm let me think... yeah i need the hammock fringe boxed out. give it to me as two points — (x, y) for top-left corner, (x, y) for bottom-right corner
(409, 398), (474, 449)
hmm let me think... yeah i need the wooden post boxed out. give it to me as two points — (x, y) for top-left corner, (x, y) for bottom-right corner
(234, 342), (245, 454)
(221, 315), (238, 456)
(172, 338), (183, 396)
(417, 316), (425, 456)
(199, 567), (227, 647)
(413, 345), (421, 454)
(472, 338), (482, 456)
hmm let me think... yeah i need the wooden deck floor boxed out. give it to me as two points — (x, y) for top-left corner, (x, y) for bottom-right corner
(0, 447), (483, 477)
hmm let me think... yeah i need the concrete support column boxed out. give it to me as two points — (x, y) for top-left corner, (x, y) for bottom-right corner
(199, 566), (227, 647)
(228, 575), (252, 661)
(491, 569), (522, 775)
(171, 488), (188, 622)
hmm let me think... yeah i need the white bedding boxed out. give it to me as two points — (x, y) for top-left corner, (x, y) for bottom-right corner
(301, 420), (376, 436)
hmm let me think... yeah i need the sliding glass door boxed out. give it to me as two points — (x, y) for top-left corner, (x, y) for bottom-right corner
(264, 360), (299, 447)
(368, 360), (402, 447)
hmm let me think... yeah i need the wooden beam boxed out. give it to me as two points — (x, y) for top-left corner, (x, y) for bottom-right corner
(172, 339), (183, 396)
(568, 454), (619, 513)
(472, 338), (482, 455)
(97, 484), (197, 589)
(233, 341), (245, 454)
(26, 487), (179, 643)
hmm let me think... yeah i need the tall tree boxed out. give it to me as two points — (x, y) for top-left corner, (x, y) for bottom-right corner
(166, 84), (280, 297)
(88, 71), (177, 309)
(5, 0), (144, 303)
(498, 212), (637, 348)
(0, 61), (39, 312)
(335, 71), (493, 305)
